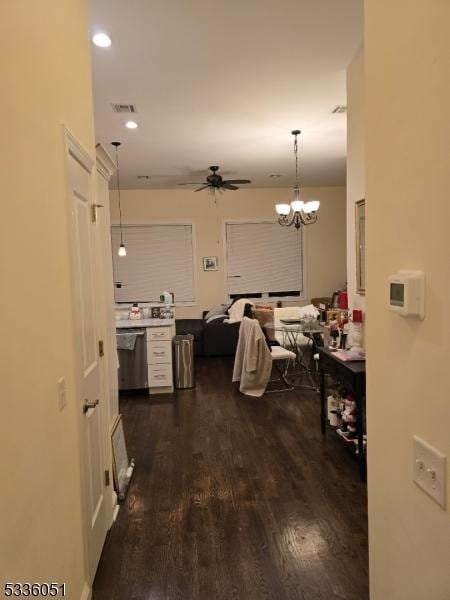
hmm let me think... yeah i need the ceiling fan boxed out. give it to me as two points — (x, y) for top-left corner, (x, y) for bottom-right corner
(177, 166), (251, 192)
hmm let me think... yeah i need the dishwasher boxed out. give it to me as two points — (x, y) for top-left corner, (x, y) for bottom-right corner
(117, 328), (148, 390)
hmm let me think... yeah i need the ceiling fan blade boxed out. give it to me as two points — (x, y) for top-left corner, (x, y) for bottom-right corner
(177, 182), (207, 186)
(221, 183), (239, 190)
(222, 179), (251, 185)
(195, 185), (210, 192)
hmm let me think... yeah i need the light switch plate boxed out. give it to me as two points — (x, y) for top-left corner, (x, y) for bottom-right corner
(413, 435), (446, 509)
(57, 377), (66, 411)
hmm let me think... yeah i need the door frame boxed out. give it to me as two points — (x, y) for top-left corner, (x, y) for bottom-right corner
(62, 126), (110, 593)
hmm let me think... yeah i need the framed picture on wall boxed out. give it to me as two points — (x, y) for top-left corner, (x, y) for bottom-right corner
(203, 256), (218, 271)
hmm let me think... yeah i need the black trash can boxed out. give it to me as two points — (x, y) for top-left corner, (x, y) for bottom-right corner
(173, 334), (195, 389)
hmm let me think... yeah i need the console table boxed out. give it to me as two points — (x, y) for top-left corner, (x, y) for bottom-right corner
(318, 347), (366, 481)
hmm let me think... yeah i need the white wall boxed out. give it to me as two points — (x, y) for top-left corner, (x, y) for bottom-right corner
(0, 1), (95, 595)
(110, 186), (347, 318)
(365, 1), (450, 598)
(346, 46), (366, 314)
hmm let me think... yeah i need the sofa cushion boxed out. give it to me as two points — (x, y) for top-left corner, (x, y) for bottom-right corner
(205, 314), (228, 324)
(175, 319), (204, 356)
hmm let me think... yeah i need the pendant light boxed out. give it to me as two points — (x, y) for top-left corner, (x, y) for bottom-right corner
(275, 130), (320, 229)
(111, 141), (126, 256)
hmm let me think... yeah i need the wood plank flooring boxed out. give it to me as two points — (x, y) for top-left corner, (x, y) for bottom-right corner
(93, 357), (368, 600)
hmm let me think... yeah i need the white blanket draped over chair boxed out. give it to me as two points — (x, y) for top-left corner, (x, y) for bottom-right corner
(233, 317), (296, 396)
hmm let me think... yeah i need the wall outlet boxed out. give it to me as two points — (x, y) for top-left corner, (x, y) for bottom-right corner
(57, 377), (66, 411)
(413, 435), (446, 509)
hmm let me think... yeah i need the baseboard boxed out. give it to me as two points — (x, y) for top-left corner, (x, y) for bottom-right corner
(113, 499), (120, 523)
(80, 582), (91, 600)
(111, 490), (119, 525)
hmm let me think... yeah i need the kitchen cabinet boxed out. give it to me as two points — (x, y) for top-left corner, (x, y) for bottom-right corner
(116, 317), (175, 394)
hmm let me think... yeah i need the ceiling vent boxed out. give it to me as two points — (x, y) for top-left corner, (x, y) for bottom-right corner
(111, 103), (136, 113)
(332, 105), (347, 114)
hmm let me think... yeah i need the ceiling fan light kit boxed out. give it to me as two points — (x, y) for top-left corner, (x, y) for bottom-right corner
(276, 130), (320, 230)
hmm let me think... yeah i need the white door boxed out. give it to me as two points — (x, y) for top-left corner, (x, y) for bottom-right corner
(65, 131), (108, 581)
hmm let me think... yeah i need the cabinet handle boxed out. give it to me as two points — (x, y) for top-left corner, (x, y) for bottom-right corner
(153, 351), (165, 356)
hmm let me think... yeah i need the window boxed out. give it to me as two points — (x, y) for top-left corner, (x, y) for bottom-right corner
(225, 221), (305, 299)
(111, 224), (195, 303)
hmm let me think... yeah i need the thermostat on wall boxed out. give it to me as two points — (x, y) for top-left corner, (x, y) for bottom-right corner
(388, 270), (425, 319)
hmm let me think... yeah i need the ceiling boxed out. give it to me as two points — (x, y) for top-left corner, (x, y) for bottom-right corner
(89, 0), (363, 189)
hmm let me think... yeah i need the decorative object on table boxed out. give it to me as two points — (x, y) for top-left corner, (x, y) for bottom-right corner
(151, 306), (161, 319)
(355, 199), (365, 294)
(159, 291), (174, 304)
(338, 290), (348, 309)
(341, 393), (357, 434)
(129, 303), (141, 320)
(177, 165), (251, 193)
(329, 319), (340, 349)
(331, 291), (340, 308)
(340, 321), (350, 349)
(111, 141), (127, 257)
(203, 256), (218, 271)
(111, 415), (135, 502)
(275, 130), (320, 229)
(142, 307), (149, 319)
(160, 306), (174, 319)
(327, 393), (342, 427)
(349, 308), (364, 351)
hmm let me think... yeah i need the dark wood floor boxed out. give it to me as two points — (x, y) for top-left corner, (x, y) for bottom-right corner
(93, 357), (368, 600)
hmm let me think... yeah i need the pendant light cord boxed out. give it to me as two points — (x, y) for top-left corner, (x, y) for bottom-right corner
(294, 131), (299, 187)
(114, 144), (124, 244)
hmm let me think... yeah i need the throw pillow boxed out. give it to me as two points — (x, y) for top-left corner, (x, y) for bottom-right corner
(252, 307), (273, 328)
(226, 298), (255, 323)
(204, 303), (231, 321)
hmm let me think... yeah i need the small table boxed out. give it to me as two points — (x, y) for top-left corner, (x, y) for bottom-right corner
(318, 347), (366, 481)
(266, 320), (324, 389)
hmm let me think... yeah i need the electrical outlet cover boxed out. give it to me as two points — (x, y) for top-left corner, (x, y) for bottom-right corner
(413, 435), (446, 509)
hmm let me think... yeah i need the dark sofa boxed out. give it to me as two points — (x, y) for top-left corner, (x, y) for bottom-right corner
(175, 313), (240, 357)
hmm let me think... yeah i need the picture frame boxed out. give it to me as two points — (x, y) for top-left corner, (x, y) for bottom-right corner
(355, 199), (366, 295)
(203, 256), (218, 271)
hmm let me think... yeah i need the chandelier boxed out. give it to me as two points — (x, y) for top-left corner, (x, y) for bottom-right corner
(275, 130), (320, 229)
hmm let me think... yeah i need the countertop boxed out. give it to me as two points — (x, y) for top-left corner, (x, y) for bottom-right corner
(116, 318), (175, 329)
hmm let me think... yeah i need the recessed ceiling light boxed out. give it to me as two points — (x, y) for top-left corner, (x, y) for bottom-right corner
(125, 120), (138, 129)
(92, 33), (112, 48)
(269, 173), (282, 178)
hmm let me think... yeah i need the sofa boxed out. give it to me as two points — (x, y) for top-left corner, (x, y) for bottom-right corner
(175, 314), (240, 357)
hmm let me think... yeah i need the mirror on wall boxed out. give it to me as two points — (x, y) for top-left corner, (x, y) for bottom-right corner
(355, 199), (365, 294)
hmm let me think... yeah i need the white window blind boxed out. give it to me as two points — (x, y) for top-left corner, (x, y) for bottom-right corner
(111, 224), (195, 303)
(225, 221), (304, 297)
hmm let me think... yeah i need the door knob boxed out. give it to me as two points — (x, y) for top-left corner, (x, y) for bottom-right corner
(83, 398), (99, 413)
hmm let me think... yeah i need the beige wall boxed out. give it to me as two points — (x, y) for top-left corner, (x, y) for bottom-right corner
(0, 1), (95, 596)
(346, 47), (366, 313)
(365, 1), (450, 599)
(110, 187), (347, 318)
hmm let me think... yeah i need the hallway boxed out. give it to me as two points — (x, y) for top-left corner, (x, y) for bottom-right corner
(93, 357), (368, 600)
